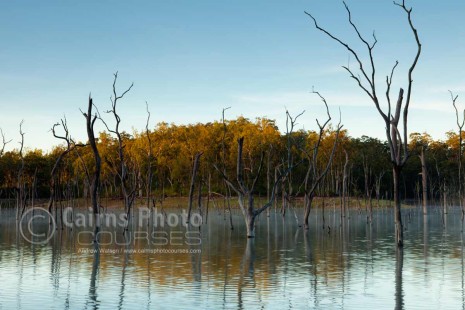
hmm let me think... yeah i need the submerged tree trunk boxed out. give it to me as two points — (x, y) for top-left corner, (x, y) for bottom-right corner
(81, 96), (102, 243)
(419, 147), (428, 215)
(303, 195), (313, 230)
(342, 149), (349, 218)
(393, 165), (404, 247)
(395, 247), (404, 310)
(443, 182), (448, 215)
(187, 152), (202, 224)
(245, 205), (256, 238)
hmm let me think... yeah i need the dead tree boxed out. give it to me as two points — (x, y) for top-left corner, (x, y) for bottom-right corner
(451, 91), (464, 217)
(283, 110), (305, 217)
(301, 91), (342, 230)
(98, 72), (135, 231)
(187, 152), (202, 224)
(419, 146), (428, 215)
(221, 107), (234, 230)
(48, 118), (84, 226)
(81, 96), (101, 218)
(342, 148), (349, 219)
(0, 128), (11, 157)
(362, 153), (372, 217)
(375, 171), (385, 208)
(16, 121), (27, 220)
(0, 129), (11, 209)
(145, 103), (154, 225)
(306, 0), (422, 246)
(214, 136), (298, 238)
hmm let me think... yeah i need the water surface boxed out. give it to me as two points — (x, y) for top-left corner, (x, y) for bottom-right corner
(0, 205), (464, 309)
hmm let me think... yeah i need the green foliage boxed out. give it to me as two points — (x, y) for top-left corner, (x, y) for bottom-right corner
(0, 117), (460, 202)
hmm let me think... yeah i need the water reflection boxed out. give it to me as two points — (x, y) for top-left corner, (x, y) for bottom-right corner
(87, 242), (100, 310)
(118, 240), (128, 310)
(238, 239), (255, 309)
(1, 207), (465, 309)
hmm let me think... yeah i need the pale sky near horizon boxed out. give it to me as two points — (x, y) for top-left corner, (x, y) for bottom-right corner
(1, 0), (464, 152)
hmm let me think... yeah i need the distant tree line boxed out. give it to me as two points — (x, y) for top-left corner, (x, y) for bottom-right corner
(0, 116), (461, 208)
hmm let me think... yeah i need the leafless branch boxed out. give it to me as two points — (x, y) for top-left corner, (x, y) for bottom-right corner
(251, 151), (265, 193)
(213, 163), (242, 196)
(304, 9), (372, 92)
(450, 91), (464, 130)
(0, 128), (12, 156)
(386, 61), (399, 117)
(343, 1), (377, 94)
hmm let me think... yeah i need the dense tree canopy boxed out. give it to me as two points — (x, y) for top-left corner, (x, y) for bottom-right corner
(0, 116), (461, 207)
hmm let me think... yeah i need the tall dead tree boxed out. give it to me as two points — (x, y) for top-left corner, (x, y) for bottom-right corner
(301, 91), (342, 230)
(187, 152), (202, 224)
(451, 91), (464, 218)
(81, 96), (101, 219)
(220, 107), (234, 230)
(342, 148), (349, 219)
(98, 72), (137, 231)
(145, 103), (154, 224)
(362, 153), (372, 216)
(306, 0), (422, 247)
(99, 72), (135, 231)
(16, 121), (26, 220)
(419, 146), (428, 215)
(283, 110), (305, 217)
(409, 132), (429, 214)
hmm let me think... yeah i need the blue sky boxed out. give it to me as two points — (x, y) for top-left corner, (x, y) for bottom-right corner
(1, 0), (464, 151)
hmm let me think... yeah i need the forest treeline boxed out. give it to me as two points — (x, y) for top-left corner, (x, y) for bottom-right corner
(0, 116), (461, 206)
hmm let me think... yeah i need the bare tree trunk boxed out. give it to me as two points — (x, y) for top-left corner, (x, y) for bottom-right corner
(16, 121), (25, 221)
(145, 102), (153, 224)
(274, 166), (279, 214)
(197, 177), (203, 218)
(451, 93), (464, 218)
(419, 147), (428, 215)
(369, 185), (374, 223)
(206, 173), (211, 223)
(281, 181), (286, 217)
(246, 195), (256, 238)
(443, 182), (448, 215)
(82, 96), (101, 241)
(303, 195), (313, 230)
(31, 168), (37, 210)
(187, 152), (202, 224)
(220, 107), (233, 230)
(226, 186), (234, 230)
(375, 172), (384, 209)
(342, 149), (349, 218)
(395, 248), (404, 310)
(393, 165), (404, 247)
(267, 146), (271, 202)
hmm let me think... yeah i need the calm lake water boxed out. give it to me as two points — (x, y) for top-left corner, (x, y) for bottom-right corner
(1, 205), (464, 309)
